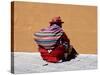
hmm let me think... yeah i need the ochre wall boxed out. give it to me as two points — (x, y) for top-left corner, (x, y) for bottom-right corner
(12, 2), (97, 54)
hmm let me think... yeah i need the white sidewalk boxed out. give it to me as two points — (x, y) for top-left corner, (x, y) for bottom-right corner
(12, 52), (97, 74)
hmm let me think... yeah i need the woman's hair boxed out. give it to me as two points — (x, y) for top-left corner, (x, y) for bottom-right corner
(50, 22), (62, 28)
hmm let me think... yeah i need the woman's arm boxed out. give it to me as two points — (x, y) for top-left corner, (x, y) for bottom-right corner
(62, 32), (70, 48)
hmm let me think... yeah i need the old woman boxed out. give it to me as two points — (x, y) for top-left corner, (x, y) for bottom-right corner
(34, 16), (71, 63)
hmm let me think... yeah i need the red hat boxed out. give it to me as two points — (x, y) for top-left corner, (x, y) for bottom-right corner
(49, 16), (64, 24)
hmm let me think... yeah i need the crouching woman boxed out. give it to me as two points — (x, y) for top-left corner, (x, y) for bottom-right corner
(34, 16), (77, 63)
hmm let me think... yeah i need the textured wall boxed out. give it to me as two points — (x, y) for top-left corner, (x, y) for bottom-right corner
(12, 1), (97, 54)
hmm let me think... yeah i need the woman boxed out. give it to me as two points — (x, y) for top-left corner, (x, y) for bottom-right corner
(34, 16), (70, 63)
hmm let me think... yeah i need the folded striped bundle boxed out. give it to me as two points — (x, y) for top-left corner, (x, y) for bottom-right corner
(34, 24), (63, 50)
